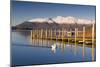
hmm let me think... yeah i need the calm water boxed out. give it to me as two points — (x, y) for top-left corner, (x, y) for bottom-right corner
(11, 31), (96, 66)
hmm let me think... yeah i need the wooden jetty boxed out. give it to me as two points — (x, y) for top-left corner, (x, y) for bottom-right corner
(30, 24), (96, 45)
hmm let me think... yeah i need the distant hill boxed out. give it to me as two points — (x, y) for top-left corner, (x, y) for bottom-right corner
(12, 21), (93, 31)
(12, 16), (95, 30)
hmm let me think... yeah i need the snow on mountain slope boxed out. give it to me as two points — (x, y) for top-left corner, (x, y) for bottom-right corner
(28, 16), (95, 24)
(28, 18), (48, 22)
(52, 16), (76, 24)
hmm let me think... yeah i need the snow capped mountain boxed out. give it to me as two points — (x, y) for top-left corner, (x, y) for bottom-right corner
(28, 18), (53, 23)
(28, 16), (95, 24)
(52, 16), (76, 24)
(77, 19), (95, 24)
(14, 16), (95, 30)
(28, 18), (48, 22)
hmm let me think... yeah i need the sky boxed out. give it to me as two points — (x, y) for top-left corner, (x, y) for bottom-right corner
(11, 1), (96, 26)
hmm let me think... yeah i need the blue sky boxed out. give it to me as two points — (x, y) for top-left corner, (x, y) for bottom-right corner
(11, 1), (96, 26)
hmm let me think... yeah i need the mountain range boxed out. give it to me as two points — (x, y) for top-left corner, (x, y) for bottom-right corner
(12, 16), (95, 30)
(28, 16), (95, 24)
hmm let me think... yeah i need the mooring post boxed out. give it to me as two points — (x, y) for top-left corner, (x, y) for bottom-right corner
(38, 29), (40, 39)
(75, 28), (77, 44)
(33, 30), (34, 39)
(51, 29), (52, 40)
(74, 28), (77, 55)
(48, 29), (49, 39)
(56, 29), (58, 40)
(59, 29), (60, 39)
(41, 29), (43, 39)
(64, 29), (65, 40)
(31, 30), (33, 39)
(35, 30), (37, 38)
(62, 28), (64, 41)
(55, 29), (57, 40)
(49, 29), (50, 39)
(68, 29), (70, 44)
(92, 23), (95, 45)
(92, 23), (95, 61)
(83, 26), (85, 43)
(77, 28), (78, 37)
(37, 29), (39, 39)
(36, 29), (37, 38)
(45, 29), (47, 39)
(39, 29), (40, 39)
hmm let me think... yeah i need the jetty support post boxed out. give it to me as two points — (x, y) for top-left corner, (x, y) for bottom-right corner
(31, 30), (33, 39)
(75, 28), (77, 44)
(51, 29), (52, 40)
(44, 29), (47, 39)
(92, 23), (95, 61)
(40, 29), (43, 39)
(83, 26), (85, 43)
(54, 29), (56, 40)
(92, 23), (95, 45)
(62, 28), (64, 41)
(58, 29), (60, 40)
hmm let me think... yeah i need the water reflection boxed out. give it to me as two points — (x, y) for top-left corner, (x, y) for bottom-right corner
(74, 41), (77, 56)
(92, 43), (95, 61)
(82, 43), (85, 61)
(12, 31), (96, 66)
(29, 36), (95, 61)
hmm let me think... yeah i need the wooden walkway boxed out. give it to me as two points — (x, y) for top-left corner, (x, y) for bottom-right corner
(30, 24), (96, 45)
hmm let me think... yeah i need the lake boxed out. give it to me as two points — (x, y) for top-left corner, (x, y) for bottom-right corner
(11, 30), (96, 66)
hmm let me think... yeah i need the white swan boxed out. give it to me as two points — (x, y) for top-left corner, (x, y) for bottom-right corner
(51, 43), (57, 53)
